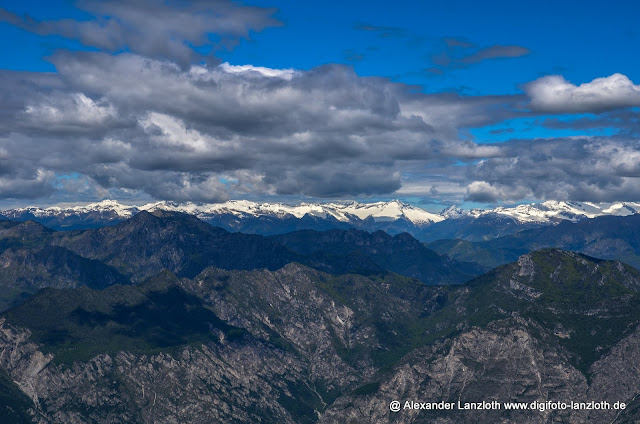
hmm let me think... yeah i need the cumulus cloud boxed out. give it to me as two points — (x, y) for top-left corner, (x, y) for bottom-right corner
(465, 181), (503, 202)
(6, 49), (638, 205)
(23, 93), (118, 133)
(465, 179), (531, 203)
(525, 73), (640, 113)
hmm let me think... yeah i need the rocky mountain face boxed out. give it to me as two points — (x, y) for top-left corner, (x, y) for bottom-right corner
(0, 265), (447, 423)
(2, 249), (640, 422)
(320, 250), (640, 423)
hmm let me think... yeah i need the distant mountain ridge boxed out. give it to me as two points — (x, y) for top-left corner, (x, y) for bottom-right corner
(0, 210), (480, 312)
(428, 214), (640, 271)
(3, 199), (640, 240)
(443, 200), (640, 223)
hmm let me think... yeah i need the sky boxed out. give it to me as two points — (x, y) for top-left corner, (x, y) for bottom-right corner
(0, 0), (639, 211)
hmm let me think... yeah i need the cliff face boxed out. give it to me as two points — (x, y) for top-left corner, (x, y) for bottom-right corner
(2, 249), (640, 423)
(0, 317), (314, 424)
(0, 263), (445, 423)
(321, 318), (640, 423)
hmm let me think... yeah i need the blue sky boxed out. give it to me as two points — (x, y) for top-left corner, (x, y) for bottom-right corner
(1, 0), (639, 210)
(5, 1), (639, 95)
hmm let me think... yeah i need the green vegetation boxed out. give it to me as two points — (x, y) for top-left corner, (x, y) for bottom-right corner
(0, 367), (33, 423)
(279, 380), (325, 422)
(426, 238), (522, 271)
(4, 272), (241, 365)
(350, 381), (381, 396)
(445, 250), (640, 375)
(313, 248), (640, 377)
(271, 229), (483, 285)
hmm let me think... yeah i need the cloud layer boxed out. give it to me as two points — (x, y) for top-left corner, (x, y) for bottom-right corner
(0, 52), (520, 203)
(2, 56), (639, 205)
(1, 1), (639, 206)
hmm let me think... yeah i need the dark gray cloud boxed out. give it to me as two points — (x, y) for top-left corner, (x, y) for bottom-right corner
(263, 164), (402, 197)
(460, 45), (530, 64)
(465, 137), (640, 202)
(429, 39), (531, 73)
(0, 0), (281, 67)
(354, 23), (408, 38)
(0, 52), (523, 203)
(2, 52), (638, 206)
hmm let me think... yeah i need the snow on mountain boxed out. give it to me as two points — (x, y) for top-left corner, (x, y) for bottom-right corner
(2, 199), (443, 226)
(137, 199), (443, 225)
(5, 199), (137, 219)
(442, 201), (640, 223)
(325, 200), (443, 224)
(3, 199), (640, 228)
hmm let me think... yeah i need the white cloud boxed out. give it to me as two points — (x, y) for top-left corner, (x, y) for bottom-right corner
(218, 63), (297, 80)
(465, 181), (504, 202)
(24, 93), (116, 127)
(526, 73), (640, 113)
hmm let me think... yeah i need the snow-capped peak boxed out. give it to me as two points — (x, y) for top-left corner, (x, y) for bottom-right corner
(442, 201), (640, 224)
(6, 200), (137, 218)
(2, 199), (445, 226)
(3, 199), (640, 228)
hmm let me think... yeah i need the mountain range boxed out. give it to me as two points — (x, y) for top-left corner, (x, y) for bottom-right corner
(1, 205), (640, 422)
(0, 210), (481, 313)
(3, 249), (640, 422)
(4, 199), (640, 241)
